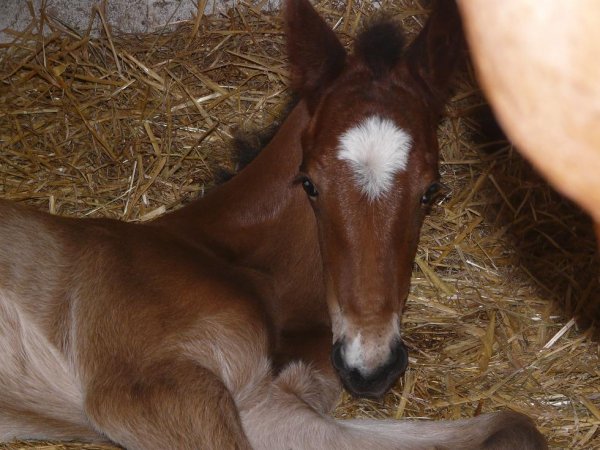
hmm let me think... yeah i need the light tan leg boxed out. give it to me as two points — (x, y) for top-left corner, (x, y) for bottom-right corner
(84, 359), (252, 450)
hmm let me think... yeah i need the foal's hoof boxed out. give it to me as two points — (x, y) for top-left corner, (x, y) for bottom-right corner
(483, 411), (547, 450)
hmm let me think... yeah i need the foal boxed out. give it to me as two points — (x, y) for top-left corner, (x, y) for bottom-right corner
(0, 0), (546, 448)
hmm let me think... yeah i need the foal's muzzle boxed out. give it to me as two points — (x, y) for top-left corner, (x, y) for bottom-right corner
(331, 339), (409, 399)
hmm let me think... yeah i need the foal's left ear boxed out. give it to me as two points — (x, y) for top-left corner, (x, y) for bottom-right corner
(285, 0), (347, 112)
(405, 0), (465, 111)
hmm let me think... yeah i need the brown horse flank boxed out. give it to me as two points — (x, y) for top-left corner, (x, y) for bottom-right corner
(0, 0), (546, 448)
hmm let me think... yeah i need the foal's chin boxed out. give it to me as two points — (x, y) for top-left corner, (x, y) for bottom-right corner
(331, 341), (409, 399)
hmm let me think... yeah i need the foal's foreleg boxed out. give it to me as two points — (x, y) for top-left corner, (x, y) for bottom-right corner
(240, 362), (546, 450)
(239, 362), (349, 449)
(84, 359), (252, 450)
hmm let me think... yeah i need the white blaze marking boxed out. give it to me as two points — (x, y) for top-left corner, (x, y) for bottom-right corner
(337, 115), (412, 201)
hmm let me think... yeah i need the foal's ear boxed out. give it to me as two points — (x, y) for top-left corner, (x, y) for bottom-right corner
(405, 0), (464, 111)
(285, 0), (346, 112)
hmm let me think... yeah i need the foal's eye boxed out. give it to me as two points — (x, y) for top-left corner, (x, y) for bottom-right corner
(421, 182), (443, 206)
(301, 177), (319, 198)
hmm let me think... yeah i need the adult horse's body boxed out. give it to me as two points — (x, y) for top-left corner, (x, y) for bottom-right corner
(457, 0), (600, 235)
(0, 0), (546, 448)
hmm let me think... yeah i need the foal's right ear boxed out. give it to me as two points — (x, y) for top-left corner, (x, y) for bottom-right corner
(285, 0), (347, 112)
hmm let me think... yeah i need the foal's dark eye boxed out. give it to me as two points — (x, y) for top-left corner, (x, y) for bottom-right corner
(301, 177), (318, 198)
(421, 182), (443, 206)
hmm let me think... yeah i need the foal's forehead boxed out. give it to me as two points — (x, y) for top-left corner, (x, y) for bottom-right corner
(336, 115), (412, 201)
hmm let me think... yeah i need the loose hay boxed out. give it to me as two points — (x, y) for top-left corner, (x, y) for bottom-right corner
(1, 1), (599, 449)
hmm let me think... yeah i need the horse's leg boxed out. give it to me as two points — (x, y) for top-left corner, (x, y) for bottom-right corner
(273, 325), (341, 413)
(84, 358), (252, 450)
(240, 360), (546, 450)
(0, 412), (104, 443)
(0, 295), (103, 443)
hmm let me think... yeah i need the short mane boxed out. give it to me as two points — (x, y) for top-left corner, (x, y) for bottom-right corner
(214, 97), (299, 184)
(355, 18), (405, 78)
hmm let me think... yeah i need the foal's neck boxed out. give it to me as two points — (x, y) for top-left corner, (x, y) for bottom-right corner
(156, 102), (325, 326)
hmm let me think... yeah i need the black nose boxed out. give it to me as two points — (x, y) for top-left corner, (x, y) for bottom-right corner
(331, 339), (409, 399)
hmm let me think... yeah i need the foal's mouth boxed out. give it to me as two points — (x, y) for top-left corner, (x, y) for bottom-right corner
(331, 339), (409, 399)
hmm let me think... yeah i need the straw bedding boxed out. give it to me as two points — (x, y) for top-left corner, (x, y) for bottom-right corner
(1, 1), (599, 449)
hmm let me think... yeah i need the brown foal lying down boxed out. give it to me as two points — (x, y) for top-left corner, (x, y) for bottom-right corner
(0, 0), (547, 448)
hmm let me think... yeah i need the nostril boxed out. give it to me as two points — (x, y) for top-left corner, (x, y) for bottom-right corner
(392, 340), (409, 374)
(331, 340), (346, 372)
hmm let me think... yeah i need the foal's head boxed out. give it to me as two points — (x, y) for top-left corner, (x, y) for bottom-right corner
(286, 0), (462, 398)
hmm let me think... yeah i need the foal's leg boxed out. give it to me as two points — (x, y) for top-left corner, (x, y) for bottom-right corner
(273, 325), (341, 413)
(239, 361), (546, 450)
(0, 296), (103, 443)
(84, 359), (252, 450)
